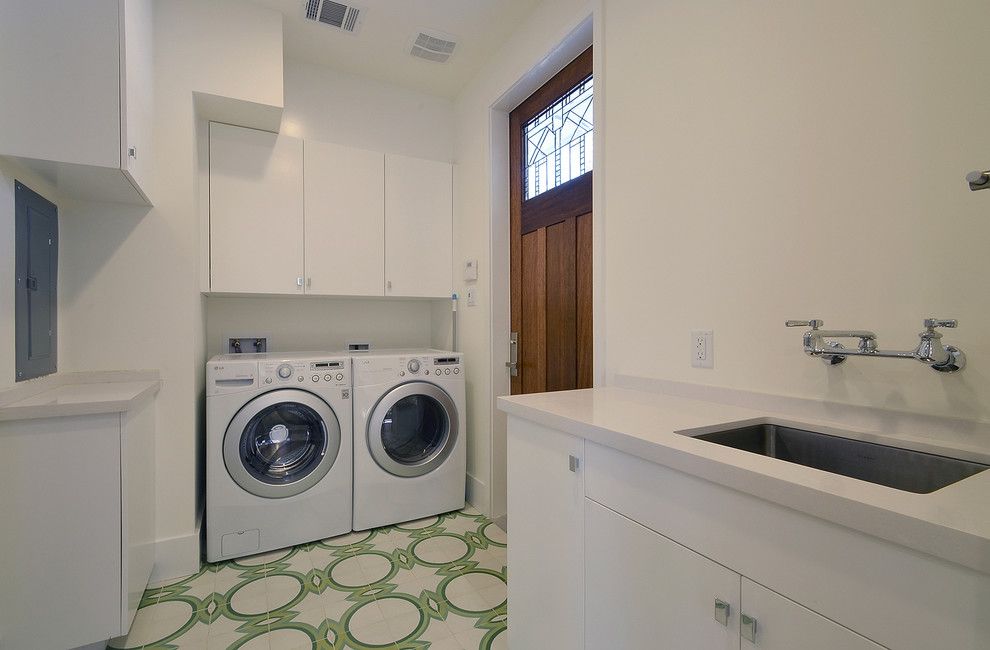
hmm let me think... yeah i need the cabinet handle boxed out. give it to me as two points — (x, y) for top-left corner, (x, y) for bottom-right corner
(741, 613), (758, 643)
(306, 277), (312, 288)
(387, 280), (392, 291)
(568, 455), (580, 472)
(128, 146), (137, 159)
(714, 598), (730, 626)
(296, 277), (304, 288)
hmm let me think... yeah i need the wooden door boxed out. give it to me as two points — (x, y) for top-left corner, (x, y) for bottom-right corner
(510, 47), (593, 394)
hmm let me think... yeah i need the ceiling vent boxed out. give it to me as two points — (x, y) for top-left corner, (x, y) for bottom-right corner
(304, 0), (362, 34)
(409, 30), (457, 63)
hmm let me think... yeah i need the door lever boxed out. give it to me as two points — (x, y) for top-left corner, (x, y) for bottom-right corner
(505, 332), (519, 377)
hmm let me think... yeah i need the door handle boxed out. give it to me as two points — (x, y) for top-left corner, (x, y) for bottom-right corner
(505, 332), (519, 377)
(714, 598), (730, 626)
(741, 613), (758, 643)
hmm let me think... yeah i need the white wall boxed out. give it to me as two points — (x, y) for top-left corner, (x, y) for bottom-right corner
(57, 0), (284, 580)
(281, 60), (454, 161)
(0, 158), (59, 388)
(602, 1), (990, 423)
(452, 0), (594, 517)
(206, 296), (435, 357)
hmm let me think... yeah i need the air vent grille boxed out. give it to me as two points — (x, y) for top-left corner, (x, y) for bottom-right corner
(409, 30), (457, 63)
(304, 0), (362, 33)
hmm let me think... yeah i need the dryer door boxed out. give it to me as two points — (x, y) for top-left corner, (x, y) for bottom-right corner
(224, 389), (341, 498)
(368, 381), (459, 478)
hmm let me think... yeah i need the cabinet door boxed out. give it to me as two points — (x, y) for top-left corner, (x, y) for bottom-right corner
(741, 579), (886, 650)
(506, 416), (584, 650)
(119, 0), (154, 201)
(384, 154), (452, 298)
(304, 141), (384, 296)
(586, 499), (740, 650)
(210, 123), (304, 294)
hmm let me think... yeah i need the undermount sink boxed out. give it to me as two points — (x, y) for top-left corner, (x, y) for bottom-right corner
(683, 423), (988, 494)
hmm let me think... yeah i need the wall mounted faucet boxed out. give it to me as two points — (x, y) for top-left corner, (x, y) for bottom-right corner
(785, 318), (965, 373)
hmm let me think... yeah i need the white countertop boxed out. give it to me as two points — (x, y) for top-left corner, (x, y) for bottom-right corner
(0, 370), (160, 422)
(498, 383), (990, 575)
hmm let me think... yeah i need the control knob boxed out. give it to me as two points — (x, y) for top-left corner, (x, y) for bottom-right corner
(408, 359), (421, 373)
(277, 364), (293, 379)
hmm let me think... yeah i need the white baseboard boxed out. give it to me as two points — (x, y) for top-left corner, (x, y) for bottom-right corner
(465, 472), (490, 517)
(151, 512), (203, 584)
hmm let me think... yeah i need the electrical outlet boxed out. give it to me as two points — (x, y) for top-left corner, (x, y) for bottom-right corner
(466, 287), (477, 306)
(691, 330), (714, 369)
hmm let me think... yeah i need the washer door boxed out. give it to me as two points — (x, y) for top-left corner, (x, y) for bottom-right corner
(368, 382), (458, 478)
(223, 389), (341, 498)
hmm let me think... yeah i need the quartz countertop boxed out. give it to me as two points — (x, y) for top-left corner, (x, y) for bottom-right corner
(498, 383), (990, 575)
(0, 370), (160, 422)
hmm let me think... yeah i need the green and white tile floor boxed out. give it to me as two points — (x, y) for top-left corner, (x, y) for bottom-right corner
(109, 508), (507, 650)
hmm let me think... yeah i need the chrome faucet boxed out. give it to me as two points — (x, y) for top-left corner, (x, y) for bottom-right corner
(785, 318), (965, 373)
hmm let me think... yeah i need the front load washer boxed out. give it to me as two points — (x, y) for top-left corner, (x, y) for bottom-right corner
(206, 352), (352, 561)
(352, 349), (466, 530)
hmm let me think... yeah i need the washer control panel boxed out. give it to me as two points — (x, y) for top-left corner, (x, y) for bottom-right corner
(260, 359), (349, 387)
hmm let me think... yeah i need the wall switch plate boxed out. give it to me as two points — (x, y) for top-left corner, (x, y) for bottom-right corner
(466, 287), (477, 306)
(464, 259), (479, 282)
(691, 330), (714, 368)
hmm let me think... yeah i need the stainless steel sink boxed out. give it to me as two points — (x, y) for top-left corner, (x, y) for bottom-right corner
(684, 424), (988, 494)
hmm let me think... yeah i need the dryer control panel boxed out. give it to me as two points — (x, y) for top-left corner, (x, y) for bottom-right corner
(260, 359), (350, 387)
(354, 353), (463, 383)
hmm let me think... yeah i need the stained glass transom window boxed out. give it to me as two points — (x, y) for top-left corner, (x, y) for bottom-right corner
(524, 74), (593, 200)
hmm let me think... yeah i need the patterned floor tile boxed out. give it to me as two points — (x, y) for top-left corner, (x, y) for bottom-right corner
(111, 508), (506, 650)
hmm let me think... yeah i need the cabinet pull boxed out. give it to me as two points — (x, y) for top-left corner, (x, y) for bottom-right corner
(714, 598), (730, 626)
(568, 455), (580, 472)
(741, 613), (758, 643)
(296, 277), (304, 288)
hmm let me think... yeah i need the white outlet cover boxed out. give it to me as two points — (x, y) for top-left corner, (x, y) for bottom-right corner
(466, 288), (477, 306)
(464, 259), (479, 282)
(691, 330), (714, 369)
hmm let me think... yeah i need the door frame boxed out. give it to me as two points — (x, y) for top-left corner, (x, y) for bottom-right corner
(485, 11), (604, 525)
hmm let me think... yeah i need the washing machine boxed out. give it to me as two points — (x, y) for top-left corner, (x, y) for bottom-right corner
(206, 352), (352, 561)
(352, 349), (466, 530)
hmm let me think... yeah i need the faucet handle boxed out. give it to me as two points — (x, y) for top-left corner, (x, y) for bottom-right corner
(923, 318), (958, 331)
(786, 319), (824, 329)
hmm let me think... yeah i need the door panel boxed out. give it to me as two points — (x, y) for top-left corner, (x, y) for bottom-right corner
(741, 579), (887, 650)
(305, 140), (384, 296)
(576, 212), (593, 387)
(546, 218), (576, 390)
(586, 499), (740, 650)
(209, 123), (304, 294)
(520, 228), (547, 393)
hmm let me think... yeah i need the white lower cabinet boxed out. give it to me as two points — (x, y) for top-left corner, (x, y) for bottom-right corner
(505, 415), (584, 650)
(586, 500), (883, 649)
(506, 418), (990, 649)
(739, 578), (884, 650)
(586, 499), (739, 649)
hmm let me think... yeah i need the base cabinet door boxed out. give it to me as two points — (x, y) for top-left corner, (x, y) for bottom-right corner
(740, 579), (886, 650)
(586, 499), (740, 650)
(506, 416), (584, 650)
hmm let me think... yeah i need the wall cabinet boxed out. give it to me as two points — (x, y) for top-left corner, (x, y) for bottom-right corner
(208, 124), (452, 298)
(209, 123), (305, 294)
(385, 154), (453, 298)
(0, 0), (153, 205)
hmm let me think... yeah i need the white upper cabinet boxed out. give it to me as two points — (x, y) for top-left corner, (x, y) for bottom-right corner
(0, 0), (153, 205)
(208, 124), (453, 299)
(385, 154), (453, 298)
(304, 141), (385, 296)
(209, 123), (304, 295)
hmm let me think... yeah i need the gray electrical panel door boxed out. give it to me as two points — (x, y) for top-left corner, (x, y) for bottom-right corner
(15, 181), (58, 381)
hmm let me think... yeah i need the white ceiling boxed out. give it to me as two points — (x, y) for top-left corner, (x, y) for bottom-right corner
(251, 0), (542, 99)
